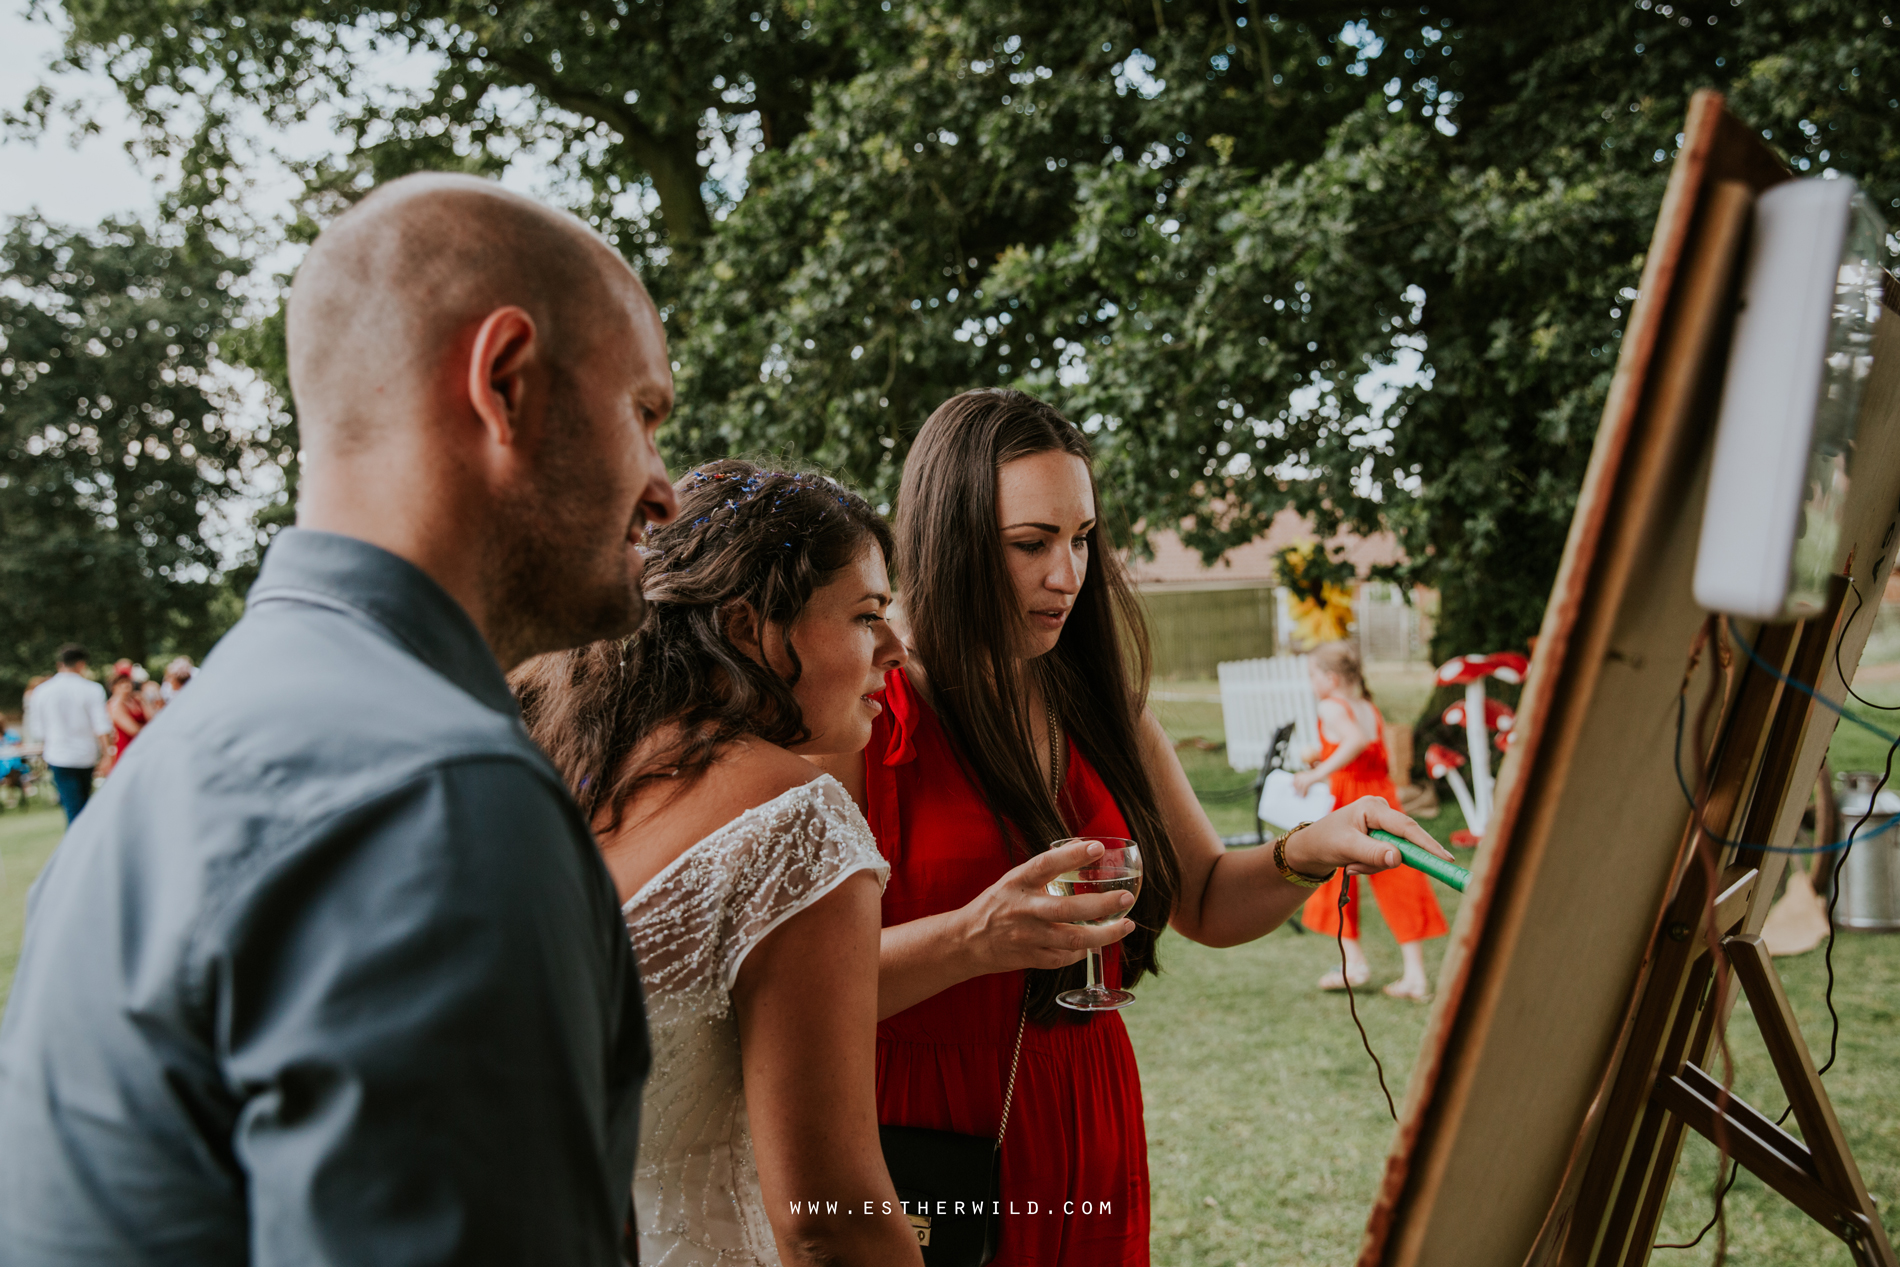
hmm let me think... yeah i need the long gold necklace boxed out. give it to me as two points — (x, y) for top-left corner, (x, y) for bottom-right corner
(1045, 697), (1062, 800)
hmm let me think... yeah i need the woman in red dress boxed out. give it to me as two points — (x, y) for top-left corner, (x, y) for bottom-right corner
(105, 663), (147, 770)
(818, 390), (1449, 1265)
(1291, 641), (1447, 1000)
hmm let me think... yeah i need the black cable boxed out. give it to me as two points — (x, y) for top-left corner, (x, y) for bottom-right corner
(1722, 616), (1900, 1073)
(1337, 874), (1397, 1121)
(1835, 581), (1900, 713)
(1655, 1159), (1743, 1251)
(1819, 730), (1897, 1075)
(1665, 655), (1740, 1264)
(1655, 614), (1900, 1258)
(1823, 580), (1900, 1073)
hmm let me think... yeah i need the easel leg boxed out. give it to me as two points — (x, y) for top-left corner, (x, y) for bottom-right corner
(1647, 935), (1894, 1264)
(1721, 934), (1895, 1265)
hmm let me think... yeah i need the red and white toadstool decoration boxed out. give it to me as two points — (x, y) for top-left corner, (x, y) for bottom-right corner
(1425, 743), (1478, 831)
(1433, 651), (1529, 838)
(1441, 696), (1515, 740)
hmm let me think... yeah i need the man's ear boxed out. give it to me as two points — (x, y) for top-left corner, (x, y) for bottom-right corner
(466, 306), (538, 447)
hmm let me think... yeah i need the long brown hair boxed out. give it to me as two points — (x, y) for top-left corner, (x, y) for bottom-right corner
(897, 389), (1178, 1021)
(512, 459), (893, 830)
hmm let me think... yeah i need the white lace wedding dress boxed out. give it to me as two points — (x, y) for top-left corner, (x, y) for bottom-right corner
(624, 774), (889, 1266)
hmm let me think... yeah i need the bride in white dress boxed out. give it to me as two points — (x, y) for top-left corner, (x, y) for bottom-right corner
(515, 462), (924, 1267)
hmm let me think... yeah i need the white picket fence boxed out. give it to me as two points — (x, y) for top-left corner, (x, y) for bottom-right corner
(1217, 654), (1320, 774)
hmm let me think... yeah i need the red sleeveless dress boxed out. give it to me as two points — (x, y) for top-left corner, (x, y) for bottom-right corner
(1299, 705), (1447, 943)
(863, 668), (1150, 1266)
(112, 697), (146, 762)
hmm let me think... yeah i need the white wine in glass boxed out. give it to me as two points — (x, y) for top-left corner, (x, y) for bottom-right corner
(1045, 837), (1143, 1010)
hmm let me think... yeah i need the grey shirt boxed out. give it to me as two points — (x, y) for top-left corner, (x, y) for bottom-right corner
(0, 530), (649, 1266)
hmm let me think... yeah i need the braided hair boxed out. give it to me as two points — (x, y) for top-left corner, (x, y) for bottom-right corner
(512, 458), (893, 830)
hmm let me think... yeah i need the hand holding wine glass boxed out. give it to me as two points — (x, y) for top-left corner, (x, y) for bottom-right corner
(1044, 838), (1143, 1011)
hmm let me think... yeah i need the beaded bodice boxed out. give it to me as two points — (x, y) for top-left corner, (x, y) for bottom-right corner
(623, 775), (888, 1266)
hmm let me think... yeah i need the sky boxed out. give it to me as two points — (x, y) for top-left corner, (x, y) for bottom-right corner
(0, 2), (309, 567)
(0, 2), (464, 240)
(0, 4), (682, 564)
(0, 5), (154, 225)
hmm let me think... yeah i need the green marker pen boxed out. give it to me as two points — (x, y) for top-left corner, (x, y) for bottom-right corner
(1370, 829), (1470, 893)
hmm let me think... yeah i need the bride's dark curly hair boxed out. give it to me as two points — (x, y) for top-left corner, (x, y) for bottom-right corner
(511, 458), (892, 830)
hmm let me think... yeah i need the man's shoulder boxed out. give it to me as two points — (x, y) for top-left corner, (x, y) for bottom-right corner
(35, 673), (103, 700)
(192, 597), (534, 764)
(59, 589), (600, 894)
(52, 606), (591, 941)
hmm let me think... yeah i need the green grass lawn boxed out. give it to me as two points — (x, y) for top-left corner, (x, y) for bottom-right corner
(1821, 670), (1900, 782)
(0, 682), (1891, 1264)
(0, 799), (66, 1016)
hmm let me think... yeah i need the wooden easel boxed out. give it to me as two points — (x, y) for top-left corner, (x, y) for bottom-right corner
(1543, 192), (1900, 1265)
(1558, 595), (1897, 1265)
(1658, 935), (1891, 1263)
(1357, 91), (1900, 1267)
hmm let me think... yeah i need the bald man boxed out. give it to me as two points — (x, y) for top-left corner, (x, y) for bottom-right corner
(0, 174), (678, 1265)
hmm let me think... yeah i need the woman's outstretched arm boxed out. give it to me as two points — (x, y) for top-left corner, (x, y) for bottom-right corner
(1135, 710), (1450, 947)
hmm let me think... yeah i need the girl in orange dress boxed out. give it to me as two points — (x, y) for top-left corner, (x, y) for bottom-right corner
(1291, 641), (1447, 1000)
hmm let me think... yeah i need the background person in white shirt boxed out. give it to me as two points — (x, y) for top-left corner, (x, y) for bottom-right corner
(32, 645), (112, 823)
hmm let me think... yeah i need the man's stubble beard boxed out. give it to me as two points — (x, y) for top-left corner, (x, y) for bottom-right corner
(485, 396), (652, 666)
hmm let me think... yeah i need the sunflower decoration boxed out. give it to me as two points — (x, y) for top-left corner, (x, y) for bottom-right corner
(1273, 540), (1357, 648)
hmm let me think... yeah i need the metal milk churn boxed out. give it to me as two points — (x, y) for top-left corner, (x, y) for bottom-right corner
(1833, 771), (1900, 931)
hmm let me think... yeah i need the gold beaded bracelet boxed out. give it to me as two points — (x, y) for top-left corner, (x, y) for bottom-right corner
(1273, 822), (1336, 888)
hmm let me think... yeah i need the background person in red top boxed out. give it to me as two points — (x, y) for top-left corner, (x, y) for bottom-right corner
(105, 661), (148, 770)
(816, 389), (1450, 1266)
(1292, 640), (1448, 1000)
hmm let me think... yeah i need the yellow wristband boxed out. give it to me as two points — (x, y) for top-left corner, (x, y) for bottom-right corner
(1273, 823), (1336, 888)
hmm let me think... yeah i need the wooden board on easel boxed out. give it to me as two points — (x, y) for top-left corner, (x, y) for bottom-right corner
(1355, 90), (1900, 1266)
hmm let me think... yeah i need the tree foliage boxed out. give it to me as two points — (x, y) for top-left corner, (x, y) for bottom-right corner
(0, 216), (275, 700)
(30, 0), (1900, 679)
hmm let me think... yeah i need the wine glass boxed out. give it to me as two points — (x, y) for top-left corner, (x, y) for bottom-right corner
(1045, 837), (1143, 1011)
